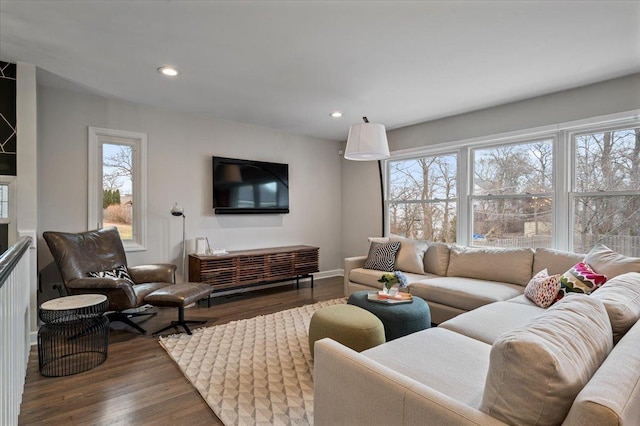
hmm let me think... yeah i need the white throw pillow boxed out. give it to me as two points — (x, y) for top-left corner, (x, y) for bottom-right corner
(389, 235), (428, 275)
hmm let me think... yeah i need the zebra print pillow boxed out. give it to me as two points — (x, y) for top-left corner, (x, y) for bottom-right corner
(363, 241), (401, 272)
(88, 265), (134, 285)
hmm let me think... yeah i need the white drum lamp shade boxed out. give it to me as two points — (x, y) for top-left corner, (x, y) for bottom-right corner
(344, 122), (390, 161)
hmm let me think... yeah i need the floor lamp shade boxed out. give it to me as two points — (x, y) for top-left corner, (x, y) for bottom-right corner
(344, 122), (390, 161)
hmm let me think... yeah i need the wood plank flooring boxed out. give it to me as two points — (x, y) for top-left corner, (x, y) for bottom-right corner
(19, 276), (344, 425)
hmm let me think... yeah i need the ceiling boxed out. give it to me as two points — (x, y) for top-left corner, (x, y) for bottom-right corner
(1, 1), (639, 142)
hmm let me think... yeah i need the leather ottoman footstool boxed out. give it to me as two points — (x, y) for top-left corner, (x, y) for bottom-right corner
(145, 282), (213, 335)
(308, 304), (385, 358)
(347, 291), (431, 341)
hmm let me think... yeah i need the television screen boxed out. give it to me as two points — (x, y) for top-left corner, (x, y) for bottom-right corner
(212, 156), (289, 214)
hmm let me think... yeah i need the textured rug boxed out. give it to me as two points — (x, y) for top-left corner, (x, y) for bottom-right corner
(159, 298), (346, 426)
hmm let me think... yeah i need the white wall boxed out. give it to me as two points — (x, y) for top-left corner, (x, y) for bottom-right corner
(341, 73), (640, 258)
(37, 86), (343, 279)
(16, 63), (38, 334)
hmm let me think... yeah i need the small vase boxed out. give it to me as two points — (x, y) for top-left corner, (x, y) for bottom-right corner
(384, 285), (399, 296)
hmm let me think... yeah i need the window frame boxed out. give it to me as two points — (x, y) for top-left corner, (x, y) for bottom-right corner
(88, 126), (147, 252)
(384, 110), (640, 253)
(568, 122), (640, 253)
(385, 150), (458, 242)
(469, 136), (556, 248)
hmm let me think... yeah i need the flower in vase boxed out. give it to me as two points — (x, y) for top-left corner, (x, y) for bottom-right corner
(378, 271), (409, 291)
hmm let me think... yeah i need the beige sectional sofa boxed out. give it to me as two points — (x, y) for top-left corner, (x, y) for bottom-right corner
(345, 237), (583, 324)
(315, 241), (640, 425)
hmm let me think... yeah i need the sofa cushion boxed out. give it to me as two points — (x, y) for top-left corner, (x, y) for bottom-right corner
(505, 294), (540, 306)
(363, 241), (401, 272)
(590, 272), (640, 343)
(585, 243), (640, 278)
(558, 262), (607, 298)
(446, 246), (534, 286)
(349, 268), (437, 290)
(480, 295), (613, 426)
(389, 235), (428, 275)
(524, 268), (561, 308)
(533, 247), (585, 276)
(410, 277), (524, 312)
(362, 328), (490, 408)
(439, 301), (544, 345)
(423, 242), (450, 276)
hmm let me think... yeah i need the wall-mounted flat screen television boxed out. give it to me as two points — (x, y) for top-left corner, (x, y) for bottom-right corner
(212, 156), (289, 214)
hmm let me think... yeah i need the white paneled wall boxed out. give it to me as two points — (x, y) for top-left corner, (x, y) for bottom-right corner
(0, 237), (32, 425)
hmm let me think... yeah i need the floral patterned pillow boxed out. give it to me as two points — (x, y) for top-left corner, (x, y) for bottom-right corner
(525, 269), (561, 308)
(557, 262), (607, 300)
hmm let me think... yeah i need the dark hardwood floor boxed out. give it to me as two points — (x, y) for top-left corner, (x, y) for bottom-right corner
(19, 276), (344, 425)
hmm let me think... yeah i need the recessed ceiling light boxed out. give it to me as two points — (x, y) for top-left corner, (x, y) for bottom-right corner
(330, 111), (343, 118)
(158, 66), (180, 77)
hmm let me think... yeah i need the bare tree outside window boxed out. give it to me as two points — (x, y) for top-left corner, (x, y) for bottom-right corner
(573, 127), (640, 255)
(472, 140), (554, 249)
(102, 143), (133, 240)
(388, 154), (457, 242)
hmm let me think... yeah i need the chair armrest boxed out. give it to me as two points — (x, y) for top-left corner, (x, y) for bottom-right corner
(344, 256), (368, 296)
(128, 264), (176, 284)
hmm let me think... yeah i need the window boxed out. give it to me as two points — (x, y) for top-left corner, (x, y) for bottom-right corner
(88, 127), (147, 251)
(0, 183), (9, 224)
(384, 112), (640, 256)
(471, 139), (554, 249)
(572, 126), (640, 255)
(388, 153), (457, 242)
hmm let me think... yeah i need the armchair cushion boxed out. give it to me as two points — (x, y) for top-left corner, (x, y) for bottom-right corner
(64, 277), (137, 311)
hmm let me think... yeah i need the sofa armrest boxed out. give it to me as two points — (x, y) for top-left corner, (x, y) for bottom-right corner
(128, 264), (176, 284)
(344, 256), (367, 296)
(314, 338), (506, 426)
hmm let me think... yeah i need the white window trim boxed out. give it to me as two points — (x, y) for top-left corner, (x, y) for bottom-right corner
(88, 126), (147, 252)
(385, 109), (640, 248)
(384, 152), (458, 240)
(0, 176), (16, 248)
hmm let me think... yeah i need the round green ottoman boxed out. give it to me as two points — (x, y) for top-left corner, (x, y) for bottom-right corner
(308, 304), (385, 358)
(347, 291), (431, 341)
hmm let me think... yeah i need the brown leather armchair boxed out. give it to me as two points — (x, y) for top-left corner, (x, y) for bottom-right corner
(43, 227), (176, 334)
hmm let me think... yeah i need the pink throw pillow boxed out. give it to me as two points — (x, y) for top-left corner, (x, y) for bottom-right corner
(525, 269), (561, 308)
(556, 262), (607, 301)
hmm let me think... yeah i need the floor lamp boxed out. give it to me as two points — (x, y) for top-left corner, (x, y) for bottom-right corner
(171, 202), (186, 279)
(344, 116), (390, 236)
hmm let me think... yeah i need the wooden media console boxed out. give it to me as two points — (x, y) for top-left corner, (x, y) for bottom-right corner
(188, 245), (319, 293)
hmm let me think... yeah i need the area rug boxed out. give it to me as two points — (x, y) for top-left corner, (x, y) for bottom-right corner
(159, 298), (346, 426)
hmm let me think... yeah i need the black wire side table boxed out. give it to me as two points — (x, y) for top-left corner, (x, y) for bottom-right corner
(38, 294), (109, 377)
